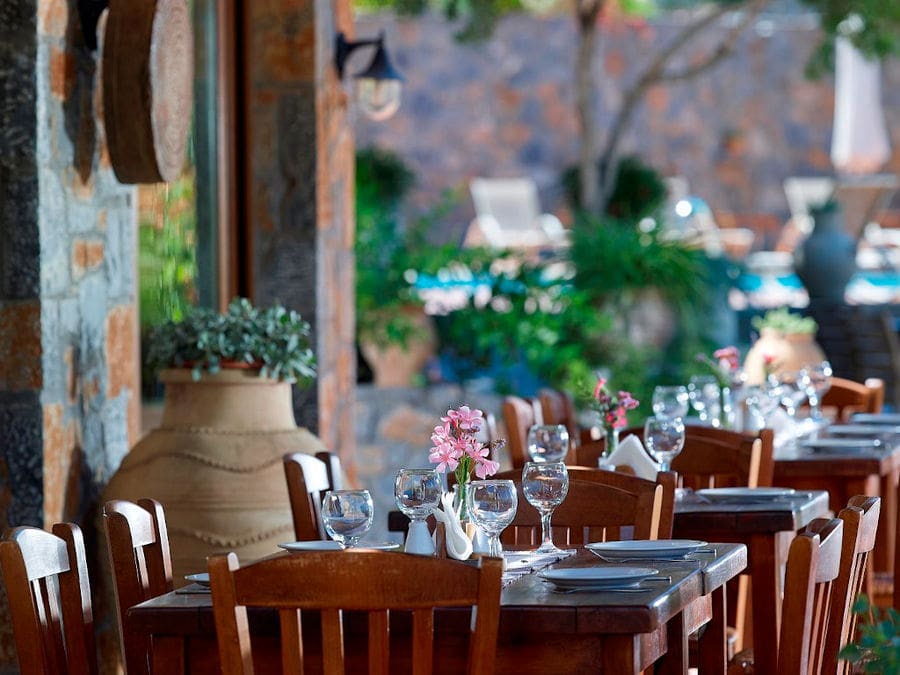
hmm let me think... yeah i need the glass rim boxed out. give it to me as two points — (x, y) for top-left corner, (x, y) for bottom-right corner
(523, 460), (567, 469)
(324, 489), (372, 497)
(467, 478), (516, 487)
(528, 423), (568, 433)
(395, 467), (439, 475)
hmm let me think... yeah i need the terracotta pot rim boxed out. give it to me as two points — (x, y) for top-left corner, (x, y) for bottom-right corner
(159, 368), (284, 385)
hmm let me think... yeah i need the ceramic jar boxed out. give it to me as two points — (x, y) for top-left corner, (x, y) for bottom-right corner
(794, 205), (857, 302)
(101, 369), (325, 581)
(743, 329), (826, 385)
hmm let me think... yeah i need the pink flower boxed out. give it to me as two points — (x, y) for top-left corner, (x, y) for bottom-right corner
(445, 405), (483, 432)
(428, 441), (460, 473)
(474, 456), (500, 479)
(593, 377), (607, 401)
(714, 346), (741, 372)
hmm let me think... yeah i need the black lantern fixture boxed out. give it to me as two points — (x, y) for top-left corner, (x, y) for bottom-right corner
(335, 31), (403, 121)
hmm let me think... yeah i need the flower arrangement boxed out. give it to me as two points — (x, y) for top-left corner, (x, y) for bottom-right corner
(696, 346), (743, 428)
(428, 405), (504, 519)
(590, 378), (639, 455)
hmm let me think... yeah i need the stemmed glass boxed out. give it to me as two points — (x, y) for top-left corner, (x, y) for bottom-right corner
(394, 468), (442, 555)
(466, 480), (518, 558)
(771, 370), (808, 419)
(527, 424), (569, 463)
(800, 361), (833, 421)
(521, 461), (569, 554)
(321, 489), (374, 548)
(652, 385), (690, 419)
(643, 416), (686, 473)
(688, 375), (719, 425)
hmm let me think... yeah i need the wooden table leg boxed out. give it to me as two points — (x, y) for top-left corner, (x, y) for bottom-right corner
(656, 612), (688, 675)
(698, 585), (728, 675)
(747, 532), (780, 674)
(151, 635), (185, 675)
(600, 635), (641, 674)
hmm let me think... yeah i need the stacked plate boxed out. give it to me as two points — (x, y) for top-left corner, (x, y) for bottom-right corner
(851, 413), (900, 425)
(695, 487), (796, 502)
(799, 438), (883, 454)
(277, 541), (401, 552)
(585, 539), (707, 561)
(538, 567), (659, 590)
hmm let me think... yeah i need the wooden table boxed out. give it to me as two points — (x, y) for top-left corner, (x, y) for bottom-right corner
(673, 489), (829, 675)
(128, 544), (746, 674)
(773, 438), (900, 576)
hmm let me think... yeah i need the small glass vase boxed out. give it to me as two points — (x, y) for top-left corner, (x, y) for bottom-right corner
(451, 482), (469, 523)
(603, 424), (620, 457)
(718, 386), (733, 429)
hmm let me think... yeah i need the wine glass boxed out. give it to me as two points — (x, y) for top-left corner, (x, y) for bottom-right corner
(394, 468), (442, 555)
(527, 424), (569, 463)
(643, 416), (686, 473)
(521, 461), (569, 554)
(801, 361), (833, 421)
(689, 376), (720, 425)
(652, 385), (690, 419)
(321, 489), (374, 548)
(466, 480), (518, 558)
(772, 370), (807, 419)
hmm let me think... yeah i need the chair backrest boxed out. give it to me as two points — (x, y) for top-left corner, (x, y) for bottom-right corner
(0, 524), (97, 675)
(469, 177), (560, 249)
(622, 425), (771, 490)
(537, 388), (579, 447)
(495, 477), (662, 545)
(103, 499), (174, 675)
(823, 496), (881, 675)
(564, 466), (676, 539)
(778, 517), (844, 675)
(501, 395), (544, 469)
(283, 451), (342, 541)
(821, 376), (884, 421)
(208, 550), (503, 675)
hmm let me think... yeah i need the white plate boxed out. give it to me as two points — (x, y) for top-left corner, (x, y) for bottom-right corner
(278, 540), (344, 552)
(184, 573), (210, 587)
(696, 487), (795, 503)
(585, 540), (707, 560)
(828, 425), (899, 437)
(851, 413), (900, 425)
(539, 567), (659, 589)
(800, 438), (883, 452)
(356, 542), (402, 551)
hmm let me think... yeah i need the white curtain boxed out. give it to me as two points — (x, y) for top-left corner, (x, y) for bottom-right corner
(831, 37), (892, 174)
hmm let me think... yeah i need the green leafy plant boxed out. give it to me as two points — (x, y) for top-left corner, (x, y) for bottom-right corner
(146, 298), (316, 384)
(840, 595), (900, 673)
(751, 308), (818, 335)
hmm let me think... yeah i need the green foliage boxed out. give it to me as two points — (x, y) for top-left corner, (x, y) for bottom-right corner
(840, 595), (900, 673)
(751, 307), (817, 335)
(146, 298), (316, 384)
(138, 175), (197, 329)
(562, 155), (669, 221)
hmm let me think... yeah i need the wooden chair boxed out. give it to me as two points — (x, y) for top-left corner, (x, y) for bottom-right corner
(103, 499), (174, 675)
(729, 517), (844, 675)
(823, 496), (881, 675)
(495, 477), (662, 546)
(501, 395), (544, 469)
(821, 376), (884, 422)
(208, 550), (503, 674)
(283, 451), (343, 541)
(563, 466), (676, 539)
(622, 425), (772, 490)
(0, 524), (97, 675)
(538, 388), (578, 443)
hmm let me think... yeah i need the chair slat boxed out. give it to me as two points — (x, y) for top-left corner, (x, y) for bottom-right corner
(368, 610), (390, 675)
(411, 609), (434, 675)
(321, 607), (345, 675)
(279, 608), (304, 674)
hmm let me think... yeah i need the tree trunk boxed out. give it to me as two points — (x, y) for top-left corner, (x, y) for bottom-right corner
(575, 1), (603, 215)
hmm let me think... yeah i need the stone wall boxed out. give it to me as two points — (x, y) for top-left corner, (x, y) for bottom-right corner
(0, 0), (137, 669)
(355, 10), (900, 247)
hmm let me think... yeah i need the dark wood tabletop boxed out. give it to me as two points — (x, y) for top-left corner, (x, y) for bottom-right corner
(128, 544), (746, 674)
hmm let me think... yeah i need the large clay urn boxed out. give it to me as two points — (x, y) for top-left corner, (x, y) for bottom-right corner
(102, 369), (324, 581)
(743, 329), (827, 385)
(794, 203), (857, 302)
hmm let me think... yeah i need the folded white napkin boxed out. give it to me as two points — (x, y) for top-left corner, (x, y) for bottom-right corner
(605, 434), (660, 480)
(431, 492), (473, 561)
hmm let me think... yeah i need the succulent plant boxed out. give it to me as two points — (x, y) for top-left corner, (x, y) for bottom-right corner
(146, 298), (316, 384)
(751, 307), (818, 335)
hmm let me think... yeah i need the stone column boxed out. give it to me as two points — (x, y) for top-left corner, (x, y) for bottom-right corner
(243, 0), (356, 464)
(0, 0), (138, 667)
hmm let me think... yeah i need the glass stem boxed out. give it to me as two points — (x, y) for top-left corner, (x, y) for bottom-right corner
(489, 535), (501, 558)
(540, 512), (553, 549)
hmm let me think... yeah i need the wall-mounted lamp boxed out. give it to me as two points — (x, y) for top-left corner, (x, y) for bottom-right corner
(335, 31), (403, 122)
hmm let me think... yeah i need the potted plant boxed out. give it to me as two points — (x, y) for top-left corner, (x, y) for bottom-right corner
(743, 307), (826, 384)
(103, 297), (324, 582)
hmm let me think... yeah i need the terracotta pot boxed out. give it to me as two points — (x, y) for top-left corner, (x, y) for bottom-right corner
(743, 329), (826, 385)
(360, 310), (437, 388)
(102, 369), (324, 582)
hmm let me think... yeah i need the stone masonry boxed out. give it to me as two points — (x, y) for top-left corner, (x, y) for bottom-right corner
(355, 10), (900, 247)
(0, 0), (137, 669)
